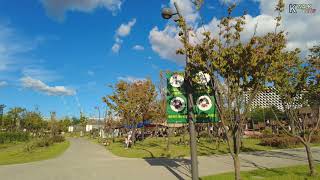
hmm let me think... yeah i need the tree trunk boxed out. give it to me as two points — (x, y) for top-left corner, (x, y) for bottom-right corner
(132, 126), (136, 145)
(304, 143), (316, 176)
(166, 128), (170, 152)
(142, 125), (145, 140)
(233, 155), (241, 180)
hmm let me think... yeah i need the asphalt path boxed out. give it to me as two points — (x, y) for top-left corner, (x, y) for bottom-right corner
(1, 138), (319, 180)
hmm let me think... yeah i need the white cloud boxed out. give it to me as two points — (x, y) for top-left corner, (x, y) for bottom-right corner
(149, 26), (184, 65)
(22, 66), (61, 82)
(111, 18), (136, 53)
(116, 18), (136, 37)
(149, 0), (320, 64)
(87, 70), (95, 76)
(132, 45), (144, 51)
(40, 0), (123, 21)
(169, 0), (199, 24)
(111, 43), (121, 53)
(117, 76), (146, 83)
(0, 81), (8, 87)
(0, 23), (35, 72)
(20, 76), (76, 96)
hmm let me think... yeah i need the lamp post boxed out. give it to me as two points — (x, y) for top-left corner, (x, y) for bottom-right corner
(162, 3), (199, 180)
(0, 104), (5, 128)
(95, 106), (101, 122)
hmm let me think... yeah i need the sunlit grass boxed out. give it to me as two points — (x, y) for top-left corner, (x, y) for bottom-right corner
(0, 140), (70, 165)
(201, 164), (320, 180)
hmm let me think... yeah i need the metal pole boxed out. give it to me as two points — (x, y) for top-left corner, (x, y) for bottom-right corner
(173, 2), (199, 179)
(0, 104), (5, 128)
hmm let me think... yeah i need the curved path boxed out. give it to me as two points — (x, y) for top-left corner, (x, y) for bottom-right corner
(0, 138), (320, 180)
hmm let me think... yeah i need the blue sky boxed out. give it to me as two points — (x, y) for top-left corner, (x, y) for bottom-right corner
(0, 0), (318, 118)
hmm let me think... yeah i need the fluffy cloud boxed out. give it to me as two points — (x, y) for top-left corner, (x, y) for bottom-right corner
(41, 0), (123, 21)
(169, 0), (199, 24)
(112, 19), (136, 53)
(149, 26), (184, 65)
(0, 81), (8, 87)
(117, 76), (146, 83)
(132, 45), (144, 51)
(149, 0), (320, 64)
(20, 76), (76, 96)
(116, 19), (136, 37)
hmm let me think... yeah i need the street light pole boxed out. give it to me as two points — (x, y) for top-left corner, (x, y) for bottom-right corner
(0, 104), (5, 128)
(162, 3), (199, 179)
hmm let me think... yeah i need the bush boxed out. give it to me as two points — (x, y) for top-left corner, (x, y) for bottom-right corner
(311, 135), (320, 144)
(0, 132), (29, 144)
(51, 135), (65, 143)
(260, 135), (300, 148)
(23, 135), (65, 152)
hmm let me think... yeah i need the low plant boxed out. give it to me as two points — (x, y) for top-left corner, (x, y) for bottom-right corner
(0, 132), (29, 144)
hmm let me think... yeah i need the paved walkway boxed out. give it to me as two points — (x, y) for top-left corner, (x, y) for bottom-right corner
(0, 138), (319, 180)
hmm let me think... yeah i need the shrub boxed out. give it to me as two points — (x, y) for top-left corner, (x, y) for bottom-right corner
(51, 135), (65, 143)
(311, 135), (320, 144)
(260, 135), (300, 148)
(0, 132), (29, 144)
(23, 135), (65, 152)
(261, 128), (273, 137)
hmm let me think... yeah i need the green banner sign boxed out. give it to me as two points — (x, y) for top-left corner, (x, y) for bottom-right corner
(166, 72), (219, 124)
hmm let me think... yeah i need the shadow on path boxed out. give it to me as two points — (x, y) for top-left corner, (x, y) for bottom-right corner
(145, 158), (191, 179)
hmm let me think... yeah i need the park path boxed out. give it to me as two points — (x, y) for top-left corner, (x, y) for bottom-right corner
(0, 138), (320, 180)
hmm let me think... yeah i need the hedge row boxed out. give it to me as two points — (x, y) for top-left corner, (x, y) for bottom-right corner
(0, 132), (29, 144)
(260, 135), (320, 148)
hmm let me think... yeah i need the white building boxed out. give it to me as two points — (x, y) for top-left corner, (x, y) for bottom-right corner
(246, 88), (302, 111)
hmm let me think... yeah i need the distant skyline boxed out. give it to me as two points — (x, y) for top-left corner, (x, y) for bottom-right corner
(0, 0), (319, 118)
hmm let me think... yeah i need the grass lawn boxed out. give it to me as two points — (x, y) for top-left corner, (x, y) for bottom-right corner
(201, 164), (320, 180)
(105, 136), (274, 158)
(0, 140), (70, 165)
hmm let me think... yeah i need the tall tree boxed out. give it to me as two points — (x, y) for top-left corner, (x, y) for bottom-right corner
(174, 1), (288, 179)
(271, 44), (320, 176)
(103, 79), (157, 144)
(23, 110), (44, 133)
(6, 107), (26, 131)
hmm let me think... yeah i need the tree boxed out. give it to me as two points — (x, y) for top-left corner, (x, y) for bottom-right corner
(23, 110), (44, 133)
(6, 107), (26, 131)
(58, 117), (72, 132)
(174, 1), (288, 179)
(103, 79), (157, 144)
(271, 44), (320, 176)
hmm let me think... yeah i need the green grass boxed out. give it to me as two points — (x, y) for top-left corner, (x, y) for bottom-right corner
(0, 140), (70, 165)
(105, 136), (275, 158)
(201, 164), (320, 180)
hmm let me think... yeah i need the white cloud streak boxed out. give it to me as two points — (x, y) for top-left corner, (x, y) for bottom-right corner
(117, 76), (146, 83)
(132, 45), (144, 51)
(20, 76), (76, 96)
(0, 81), (8, 87)
(40, 0), (124, 21)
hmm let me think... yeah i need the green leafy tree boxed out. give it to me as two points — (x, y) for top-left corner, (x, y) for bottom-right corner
(23, 110), (44, 133)
(6, 107), (26, 131)
(103, 79), (157, 144)
(271, 44), (320, 176)
(174, 1), (289, 179)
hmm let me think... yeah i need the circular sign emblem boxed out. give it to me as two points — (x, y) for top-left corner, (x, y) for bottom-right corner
(170, 97), (186, 112)
(195, 71), (211, 85)
(169, 74), (184, 88)
(196, 95), (212, 111)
